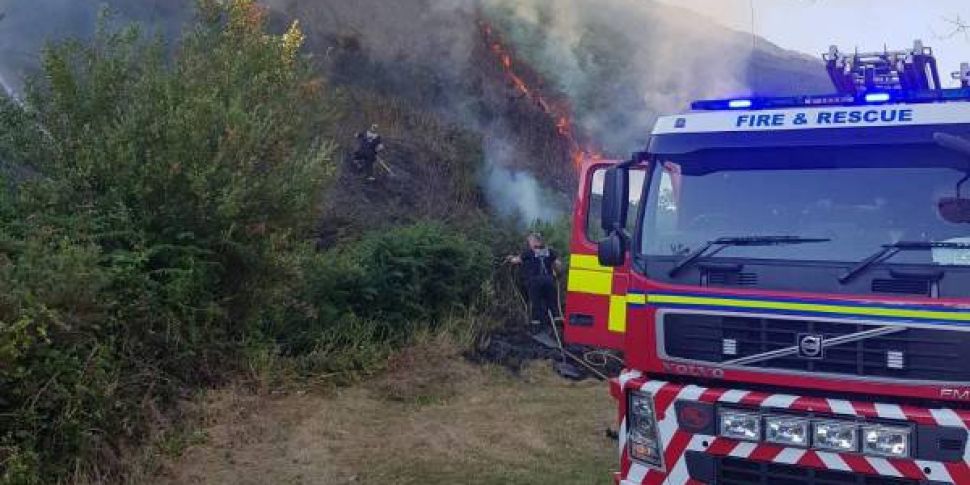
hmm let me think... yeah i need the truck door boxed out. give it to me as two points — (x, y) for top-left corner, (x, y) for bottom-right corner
(564, 161), (645, 350)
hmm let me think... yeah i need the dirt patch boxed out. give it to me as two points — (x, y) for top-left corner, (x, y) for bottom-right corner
(151, 356), (616, 485)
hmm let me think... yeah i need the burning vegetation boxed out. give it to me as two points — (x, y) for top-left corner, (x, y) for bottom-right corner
(480, 19), (603, 171)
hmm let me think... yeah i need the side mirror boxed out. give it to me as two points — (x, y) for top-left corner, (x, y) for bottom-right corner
(939, 197), (970, 223)
(598, 165), (631, 267)
(600, 166), (630, 234)
(598, 232), (627, 266)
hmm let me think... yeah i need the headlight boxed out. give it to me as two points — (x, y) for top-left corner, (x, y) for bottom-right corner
(715, 405), (914, 459)
(719, 410), (761, 441)
(861, 425), (911, 458)
(813, 421), (858, 453)
(765, 415), (809, 447)
(630, 393), (655, 437)
(628, 392), (663, 468)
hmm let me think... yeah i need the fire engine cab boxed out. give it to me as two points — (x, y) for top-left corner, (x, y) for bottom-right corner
(564, 42), (970, 484)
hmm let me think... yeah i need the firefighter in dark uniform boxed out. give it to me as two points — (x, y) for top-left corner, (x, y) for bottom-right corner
(353, 124), (384, 181)
(508, 233), (563, 331)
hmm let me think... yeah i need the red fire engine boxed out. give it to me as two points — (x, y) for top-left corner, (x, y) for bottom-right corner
(564, 42), (970, 484)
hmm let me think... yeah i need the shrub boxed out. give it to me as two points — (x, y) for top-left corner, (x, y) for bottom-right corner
(268, 223), (491, 369)
(349, 222), (491, 324)
(0, 1), (337, 481)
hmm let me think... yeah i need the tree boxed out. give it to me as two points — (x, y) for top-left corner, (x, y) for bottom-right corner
(0, 1), (338, 481)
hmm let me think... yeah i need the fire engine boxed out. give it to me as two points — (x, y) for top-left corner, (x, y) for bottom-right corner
(564, 42), (970, 484)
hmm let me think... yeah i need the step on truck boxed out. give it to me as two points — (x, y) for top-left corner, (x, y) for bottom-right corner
(564, 42), (970, 484)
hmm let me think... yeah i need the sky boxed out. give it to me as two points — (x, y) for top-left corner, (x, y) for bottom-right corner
(656, 0), (970, 87)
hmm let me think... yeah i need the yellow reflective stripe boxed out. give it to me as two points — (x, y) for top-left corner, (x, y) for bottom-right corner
(609, 295), (627, 332)
(626, 293), (647, 305)
(567, 254), (627, 332)
(645, 294), (970, 322)
(567, 269), (613, 295)
(571, 254), (613, 272)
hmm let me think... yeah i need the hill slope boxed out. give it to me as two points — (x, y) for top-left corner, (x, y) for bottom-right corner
(3, 0), (835, 194)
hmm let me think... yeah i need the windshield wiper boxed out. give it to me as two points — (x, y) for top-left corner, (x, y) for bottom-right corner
(839, 241), (970, 284)
(668, 236), (832, 278)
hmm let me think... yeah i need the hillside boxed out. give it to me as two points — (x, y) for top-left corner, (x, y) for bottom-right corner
(1, 0), (834, 201)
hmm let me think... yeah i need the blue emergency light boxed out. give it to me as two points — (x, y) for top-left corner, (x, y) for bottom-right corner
(693, 88), (970, 112)
(692, 41), (970, 112)
(864, 92), (891, 103)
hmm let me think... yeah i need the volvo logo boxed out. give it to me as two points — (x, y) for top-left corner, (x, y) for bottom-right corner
(797, 333), (825, 359)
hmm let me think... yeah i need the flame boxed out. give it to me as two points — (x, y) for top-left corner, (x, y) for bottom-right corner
(480, 21), (597, 170)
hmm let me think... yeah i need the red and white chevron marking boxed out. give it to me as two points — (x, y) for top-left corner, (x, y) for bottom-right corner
(613, 370), (970, 485)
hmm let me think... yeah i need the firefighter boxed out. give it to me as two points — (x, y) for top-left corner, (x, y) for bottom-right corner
(353, 124), (384, 181)
(507, 232), (563, 331)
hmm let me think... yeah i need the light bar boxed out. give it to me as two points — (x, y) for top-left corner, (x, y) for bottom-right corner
(691, 87), (970, 111)
(715, 408), (912, 458)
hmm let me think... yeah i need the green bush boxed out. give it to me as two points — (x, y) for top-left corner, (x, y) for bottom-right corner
(349, 222), (491, 323)
(268, 223), (491, 368)
(0, 1), (337, 481)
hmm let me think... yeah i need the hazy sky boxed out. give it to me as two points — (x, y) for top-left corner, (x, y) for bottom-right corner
(657, 0), (970, 87)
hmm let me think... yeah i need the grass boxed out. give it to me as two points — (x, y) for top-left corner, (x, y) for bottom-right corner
(149, 350), (618, 485)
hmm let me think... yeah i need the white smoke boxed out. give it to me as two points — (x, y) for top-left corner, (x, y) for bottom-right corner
(479, 0), (822, 153)
(0, 72), (12, 98)
(0, 0), (192, 101)
(482, 135), (564, 224)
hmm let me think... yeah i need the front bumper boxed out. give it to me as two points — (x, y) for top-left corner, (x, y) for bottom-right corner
(612, 370), (970, 485)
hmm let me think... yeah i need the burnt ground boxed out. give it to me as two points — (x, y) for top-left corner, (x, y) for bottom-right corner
(470, 322), (625, 381)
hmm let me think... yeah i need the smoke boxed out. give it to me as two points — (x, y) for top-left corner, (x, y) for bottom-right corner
(1, 0), (829, 225)
(266, 0), (571, 223)
(0, 72), (12, 99)
(480, 0), (762, 154)
(265, 0), (480, 105)
(482, 130), (565, 224)
(445, 0), (822, 221)
(0, 0), (191, 96)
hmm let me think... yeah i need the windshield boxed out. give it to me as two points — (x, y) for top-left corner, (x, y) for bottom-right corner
(639, 147), (970, 266)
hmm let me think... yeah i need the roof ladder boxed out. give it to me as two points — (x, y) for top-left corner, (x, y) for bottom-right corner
(824, 40), (942, 95)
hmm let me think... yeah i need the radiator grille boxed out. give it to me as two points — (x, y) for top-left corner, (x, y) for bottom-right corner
(662, 313), (970, 383)
(717, 457), (920, 485)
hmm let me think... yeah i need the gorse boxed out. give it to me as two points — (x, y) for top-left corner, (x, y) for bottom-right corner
(0, 1), (336, 481)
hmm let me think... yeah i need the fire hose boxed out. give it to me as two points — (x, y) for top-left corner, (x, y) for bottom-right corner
(499, 258), (623, 380)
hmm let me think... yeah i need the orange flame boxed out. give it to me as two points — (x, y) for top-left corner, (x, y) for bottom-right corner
(480, 21), (596, 170)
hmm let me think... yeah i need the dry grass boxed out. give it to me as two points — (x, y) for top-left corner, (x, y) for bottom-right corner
(371, 332), (468, 403)
(149, 350), (617, 485)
